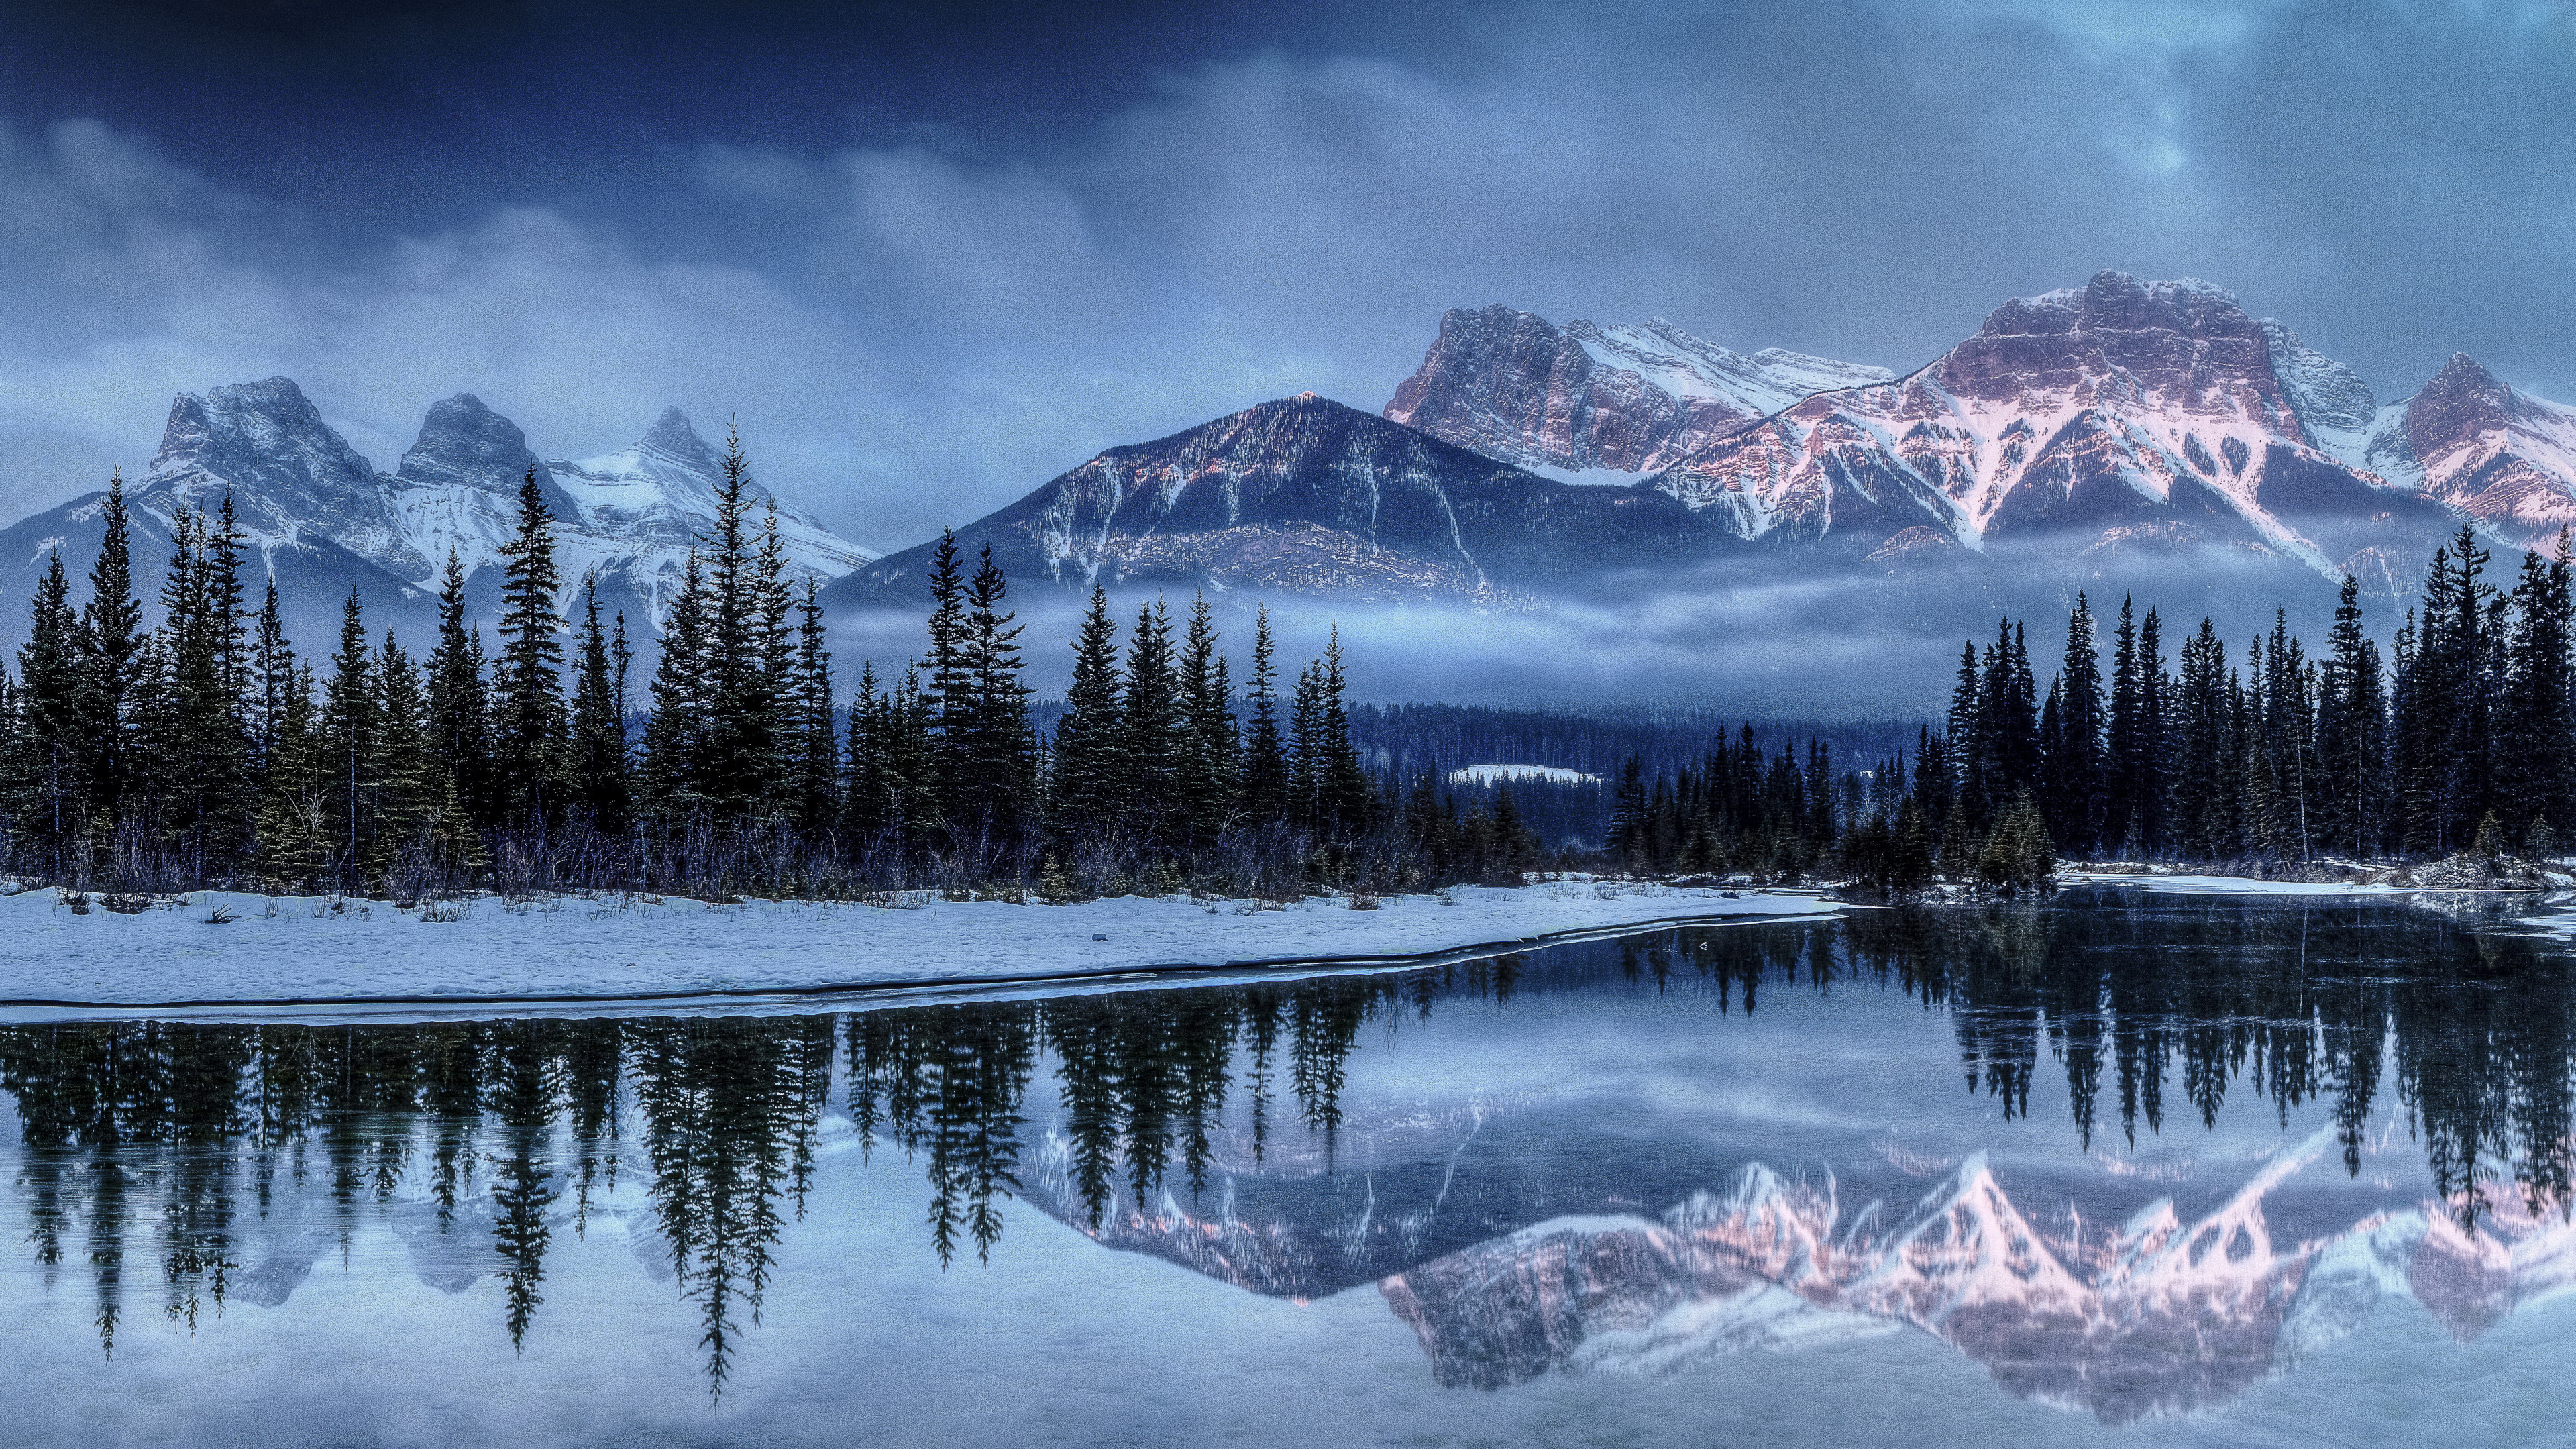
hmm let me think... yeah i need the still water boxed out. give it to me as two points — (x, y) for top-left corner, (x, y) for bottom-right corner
(8, 889), (2576, 1446)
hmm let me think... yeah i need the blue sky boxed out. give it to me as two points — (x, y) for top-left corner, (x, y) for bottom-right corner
(0, 0), (2569, 554)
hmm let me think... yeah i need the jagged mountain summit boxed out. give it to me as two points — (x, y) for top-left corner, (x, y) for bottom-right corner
(1, 377), (877, 647)
(1392, 272), (2576, 592)
(1384, 304), (1893, 480)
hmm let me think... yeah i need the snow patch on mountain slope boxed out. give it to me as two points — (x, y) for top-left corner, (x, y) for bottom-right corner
(1572, 319), (1891, 421)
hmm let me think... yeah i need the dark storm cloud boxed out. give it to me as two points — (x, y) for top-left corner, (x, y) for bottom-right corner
(0, 0), (2565, 594)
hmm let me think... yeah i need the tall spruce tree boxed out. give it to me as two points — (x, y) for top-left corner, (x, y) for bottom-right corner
(1121, 599), (1178, 846)
(1049, 588), (1125, 843)
(789, 577), (839, 834)
(957, 548), (1031, 841)
(320, 590), (380, 891)
(2317, 576), (2387, 857)
(492, 468), (568, 823)
(570, 572), (631, 835)
(1239, 606), (1289, 826)
(1171, 594), (1236, 849)
(922, 529), (970, 820)
(13, 552), (82, 870)
(639, 553), (710, 820)
(76, 469), (145, 844)
(425, 549), (494, 824)
(2050, 593), (2104, 854)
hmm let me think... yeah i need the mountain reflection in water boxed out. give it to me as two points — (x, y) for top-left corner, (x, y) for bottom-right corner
(3, 890), (2573, 1423)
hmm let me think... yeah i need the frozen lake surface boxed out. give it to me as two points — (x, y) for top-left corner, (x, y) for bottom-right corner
(6, 886), (2575, 1446)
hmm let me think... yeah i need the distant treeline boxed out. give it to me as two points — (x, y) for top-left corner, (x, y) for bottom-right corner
(1607, 522), (2576, 885)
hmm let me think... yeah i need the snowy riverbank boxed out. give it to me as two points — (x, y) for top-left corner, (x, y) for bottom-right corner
(0, 881), (1837, 1013)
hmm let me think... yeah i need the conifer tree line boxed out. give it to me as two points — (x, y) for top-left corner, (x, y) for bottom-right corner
(0, 438), (1545, 901)
(1602, 523), (2576, 892)
(1931, 522), (2575, 871)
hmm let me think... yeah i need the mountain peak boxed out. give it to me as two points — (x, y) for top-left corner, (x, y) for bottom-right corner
(2428, 352), (2504, 396)
(1386, 303), (1887, 476)
(394, 393), (576, 519)
(638, 406), (721, 473)
(1942, 272), (2274, 405)
(142, 376), (389, 550)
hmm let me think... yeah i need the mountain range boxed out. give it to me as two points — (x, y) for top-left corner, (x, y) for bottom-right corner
(6, 270), (2573, 678)
(832, 272), (2576, 616)
(0, 377), (875, 651)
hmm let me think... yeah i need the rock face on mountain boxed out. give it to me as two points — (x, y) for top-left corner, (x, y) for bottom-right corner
(822, 392), (1731, 610)
(1384, 304), (1891, 478)
(0, 376), (877, 653)
(1387, 273), (2576, 594)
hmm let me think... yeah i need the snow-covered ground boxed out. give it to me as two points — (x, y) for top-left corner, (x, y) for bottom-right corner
(2064, 870), (2409, 897)
(0, 882), (1836, 1015)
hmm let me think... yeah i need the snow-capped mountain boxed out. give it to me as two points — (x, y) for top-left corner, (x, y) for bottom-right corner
(1392, 273), (2576, 594)
(0, 376), (876, 650)
(839, 273), (2576, 616)
(1385, 304), (1892, 480)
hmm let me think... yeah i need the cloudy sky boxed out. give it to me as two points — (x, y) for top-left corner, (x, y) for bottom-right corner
(0, 0), (2569, 558)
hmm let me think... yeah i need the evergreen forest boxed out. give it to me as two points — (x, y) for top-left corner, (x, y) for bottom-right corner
(1607, 524), (2576, 894)
(0, 437), (1556, 904)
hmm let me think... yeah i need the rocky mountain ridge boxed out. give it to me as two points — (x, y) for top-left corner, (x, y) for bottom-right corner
(1392, 273), (2576, 592)
(4, 376), (876, 645)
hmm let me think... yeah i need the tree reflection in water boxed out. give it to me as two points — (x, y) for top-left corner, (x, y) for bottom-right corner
(0, 892), (2570, 1393)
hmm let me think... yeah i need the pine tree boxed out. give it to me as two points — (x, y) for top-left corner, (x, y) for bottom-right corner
(2102, 596), (2141, 854)
(425, 549), (494, 825)
(2316, 576), (2387, 857)
(841, 663), (889, 839)
(1171, 594), (1236, 849)
(12, 552), (83, 871)
(493, 468), (568, 824)
(1121, 598), (1177, 846)
(2175, 619), (2233, 859)
(688, 428), (778, 822)
(2051, 593), (2104, 855)
(1050, 588), (1126, 845)
(250, 582), (294, 774)
(1239, 606), (1289, 827)
(922, 528), (970, 820)
(76, 469), (146, 844)
(250, 656), (324, 890)
(2136, 607), (2169, 857)
(320, 591), (380, 892)
(570, 572), (630, 836)
(957, 548), (1031, 842)
(1289, 659), (1325, 836)
(152, 507), (252, 871)
(790, 577), (839, 834)
(639, 553), (710, 820)
(374, 632), (432, 871)
(1324, 627), (1371, 832)
(754, 506), (794, 813)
